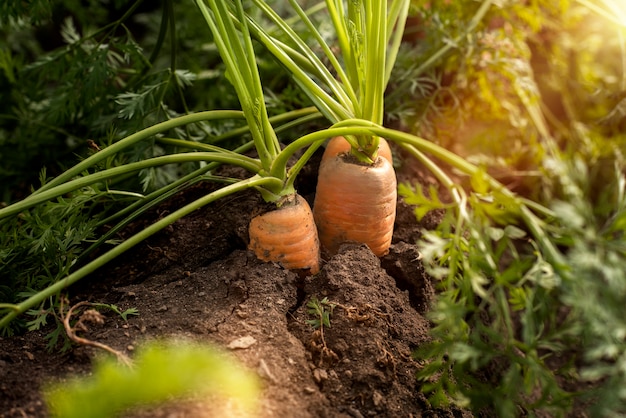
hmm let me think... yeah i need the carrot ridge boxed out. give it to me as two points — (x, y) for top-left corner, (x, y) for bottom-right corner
(248, 194), (320, 274)
(313, 152), (397, 257)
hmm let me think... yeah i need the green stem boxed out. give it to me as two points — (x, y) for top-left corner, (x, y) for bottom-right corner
(212, 106), (322, 143)
(97, 161), (228, 228)
(362, 0), (386, 126)
(166, 0), (176, 71)
(0, 175), (282, 329)
(88, 0), (146, 47)
(0, 152), (261, 220)
(80, 174), (239, 263)
(286, 0), (358, 108)
(255, 0), (354, 110)
(243, 3), (353, 122)
(156, 137), (259, 165)
(31, 110), (246, 195)
(197, 0), (277, 170)
(385, 0), (410, 86)
(147, 1), (169, 66)
(285, 140), (326, 191)
(90, 137), (257, 255)
(398, 143), (457, 194)
(326, 0), (352, 81)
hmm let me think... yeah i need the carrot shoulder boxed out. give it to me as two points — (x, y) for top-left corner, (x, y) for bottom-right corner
(322, 136), (393, 164)
(313, 154), (397, 257)
(248, 194), (320, 275)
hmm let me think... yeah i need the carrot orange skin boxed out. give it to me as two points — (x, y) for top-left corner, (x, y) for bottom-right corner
(313, 154), (397, 257)
(322, 136), (393, 164)
(248, 194), (320, 275)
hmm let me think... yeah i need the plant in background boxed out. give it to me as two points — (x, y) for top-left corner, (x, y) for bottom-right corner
(547, 153), (626, 417)
(401, 0), (626, 415)
(408, 150), (626, 416)
(388, 0), (571, 200)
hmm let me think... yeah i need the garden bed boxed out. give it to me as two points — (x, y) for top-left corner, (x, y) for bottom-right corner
(0, 150), (470, 418)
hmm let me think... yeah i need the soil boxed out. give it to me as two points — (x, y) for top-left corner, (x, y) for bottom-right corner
(0, 149), (470, 418)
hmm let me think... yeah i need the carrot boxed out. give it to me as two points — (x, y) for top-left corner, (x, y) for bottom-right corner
(313, 152), (397, 257)
(322, 136), (393, 164)
(248, 194), (320, 275)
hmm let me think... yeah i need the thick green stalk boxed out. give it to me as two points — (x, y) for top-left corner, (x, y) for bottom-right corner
(147, 0), (169, 66)
(385, 0), (411, 86)
(245, 1), (354, 121)
(362, 0), (386, 126)
(346, 0), (364, 96)
(32, 110), (245, 195)
(196, 0), (273, 169)
(232, 0), (281, 160)
(88, 138), (259, 255)
(156, 137), (258, 161)
(0, 175), (282, 329)
(0, 152), (261, 220)
(81, 174), (238, 263)
(325, 0), (353, 82)
(211, 107), (321, 143)
(286, 0), (358, 107)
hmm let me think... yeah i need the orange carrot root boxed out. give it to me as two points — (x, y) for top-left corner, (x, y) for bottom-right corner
(322, 136), (393, 164)
(313, 153), (397, 257)
(249, 194), (320, 275)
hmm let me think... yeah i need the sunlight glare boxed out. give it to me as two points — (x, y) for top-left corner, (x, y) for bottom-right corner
(598, 0), (626, 29)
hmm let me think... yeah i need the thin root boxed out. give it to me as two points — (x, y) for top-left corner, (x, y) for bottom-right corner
(60, 297), (132, 367)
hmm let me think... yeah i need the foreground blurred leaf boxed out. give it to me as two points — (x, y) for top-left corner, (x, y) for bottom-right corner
(44, 340), (260, 418)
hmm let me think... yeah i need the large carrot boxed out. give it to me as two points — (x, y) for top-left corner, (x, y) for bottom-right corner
(322, 136), (393, 164)
(313, 152), (397, 257)
(248, 194), (320, 274)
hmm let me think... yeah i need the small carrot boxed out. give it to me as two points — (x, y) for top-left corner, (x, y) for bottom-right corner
(248, 194), (320, 275)
(322, 136), (393, 164)
(313, 151), (397, 257)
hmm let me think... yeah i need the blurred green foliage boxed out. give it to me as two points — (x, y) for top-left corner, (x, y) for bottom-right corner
(44, 339), (259, 418)
(397, 0), (626, 415)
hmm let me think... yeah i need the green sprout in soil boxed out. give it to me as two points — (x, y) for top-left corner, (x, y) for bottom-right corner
(306, 296), (336, 331)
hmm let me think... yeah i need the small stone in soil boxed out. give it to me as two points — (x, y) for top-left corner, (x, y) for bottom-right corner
(372, 391), (384, 407)
(227, 335), (257, 350)
(313, 368), (328, 383)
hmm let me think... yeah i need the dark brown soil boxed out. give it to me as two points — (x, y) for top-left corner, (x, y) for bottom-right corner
(0, 150), (469, 418)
